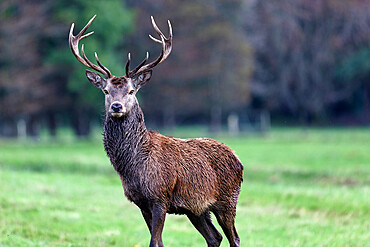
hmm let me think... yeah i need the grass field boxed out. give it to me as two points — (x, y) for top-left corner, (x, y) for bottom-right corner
(0, 128), (369, 247)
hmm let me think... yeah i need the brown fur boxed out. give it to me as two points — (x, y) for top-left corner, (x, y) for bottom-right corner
(110, 76), (127, 85)
(103, 101), (243, 247)
(73, 15), (243, 247)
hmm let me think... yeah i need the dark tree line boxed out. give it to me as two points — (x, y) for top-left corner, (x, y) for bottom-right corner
(0, 0), (369, 138)
(127, 0), (251, 131)
(245, 0), (370, 124)
(0, 0), (134, 137)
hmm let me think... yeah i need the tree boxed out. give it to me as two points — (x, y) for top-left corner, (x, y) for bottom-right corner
(126, 0), (252, 130)
(0, 0), (134, 137)
(0, 0), (63, 137)
(244, 0), (370, 124)
(47, 0), (134, 136)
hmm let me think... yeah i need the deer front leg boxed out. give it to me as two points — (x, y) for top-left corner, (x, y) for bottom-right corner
(149, 204), (167, 247)
(141, 208), (152, 234)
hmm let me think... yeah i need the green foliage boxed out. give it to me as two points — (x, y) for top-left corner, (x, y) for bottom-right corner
(1, 0), (369, 128)
(335, 47), (370, 82)
(0, 3), (18, 19)
(0, 128), (369, 246)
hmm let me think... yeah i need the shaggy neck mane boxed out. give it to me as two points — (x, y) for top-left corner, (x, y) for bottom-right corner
(103, 103), (149, 175)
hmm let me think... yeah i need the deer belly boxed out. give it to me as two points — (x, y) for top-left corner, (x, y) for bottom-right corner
(169, 171), (218, 215)
(119, 166), (218, 215)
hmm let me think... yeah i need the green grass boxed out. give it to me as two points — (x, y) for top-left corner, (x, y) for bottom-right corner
(0, 128), (369, 246)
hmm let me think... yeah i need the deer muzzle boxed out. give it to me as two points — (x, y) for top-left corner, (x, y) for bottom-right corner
(109, 102), (126, 117)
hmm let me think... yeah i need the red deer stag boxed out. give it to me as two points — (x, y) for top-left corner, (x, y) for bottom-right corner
(69, 15), (244, 247)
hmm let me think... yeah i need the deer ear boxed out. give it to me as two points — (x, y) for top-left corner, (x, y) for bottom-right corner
(85, 70), (107, 89)
(135, 70), (152, 88)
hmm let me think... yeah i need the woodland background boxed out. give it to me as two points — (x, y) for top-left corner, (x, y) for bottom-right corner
(0, 0), (369, 138)
(0, 1), (369, 246)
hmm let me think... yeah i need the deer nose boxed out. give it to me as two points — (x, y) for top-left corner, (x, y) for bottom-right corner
(111, 103), (123, 113)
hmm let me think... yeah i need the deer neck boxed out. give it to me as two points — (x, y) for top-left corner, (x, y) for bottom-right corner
(103, 102), (148, 174)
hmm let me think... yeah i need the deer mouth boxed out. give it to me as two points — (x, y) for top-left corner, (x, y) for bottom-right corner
(109, 112), (125, 118)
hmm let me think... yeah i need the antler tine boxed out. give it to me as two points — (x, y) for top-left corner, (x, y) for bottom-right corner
(168, 20), (173, 39)
(148, 18), (173, 44)
(77, 15), (96, 39)
(151, 16), (165, 38)
(69, 15), (112, 79)
(128, 52), (150, 77)
(95, 52), (112, 78)
(148, 35), (161, 44)
(69, 23), (90, 68)
(81, 44), (112, 79)
(125, 53), (131, 76)
(81, 44), (98, 70)
(80, 31), (94, 40)
(127, 16), (173, 77)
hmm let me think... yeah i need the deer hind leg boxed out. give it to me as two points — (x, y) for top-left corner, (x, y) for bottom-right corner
(213, 207), (240, 247)
(203, 211), (224, 245)
(187, 211), (222, 247)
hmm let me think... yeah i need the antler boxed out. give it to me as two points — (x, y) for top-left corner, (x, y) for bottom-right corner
(69, 15), (112, 79)
(126, 16), (173, 78)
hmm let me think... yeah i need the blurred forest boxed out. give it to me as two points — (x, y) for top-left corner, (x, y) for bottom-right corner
(0, 0), (369, 138)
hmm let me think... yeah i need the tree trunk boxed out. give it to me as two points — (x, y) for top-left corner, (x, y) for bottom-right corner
(17, 117), (27, 140)
(208, 54), (223, 133)
(362, 82), (369, 124)
(47, 111), (57, 139)
(0, 119), (17, 137)
(260, 110), (271, 133)
(26, 115), (40, 140)
(210, 105), (222, 133)
(72, 109), (91, 138)
(227, 113), (239, 136)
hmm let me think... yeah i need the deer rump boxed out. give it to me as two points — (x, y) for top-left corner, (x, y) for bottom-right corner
(120, 132), (243, 216)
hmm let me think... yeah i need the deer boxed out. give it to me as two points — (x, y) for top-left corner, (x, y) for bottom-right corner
(69, 15), (244, 247)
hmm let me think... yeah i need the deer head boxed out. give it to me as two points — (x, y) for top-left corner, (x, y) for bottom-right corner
(69, 15), (173, 117)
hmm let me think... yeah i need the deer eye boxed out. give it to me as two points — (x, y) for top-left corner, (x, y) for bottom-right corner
(128, 90), (135, 95)
(103, 89), (109, 95)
